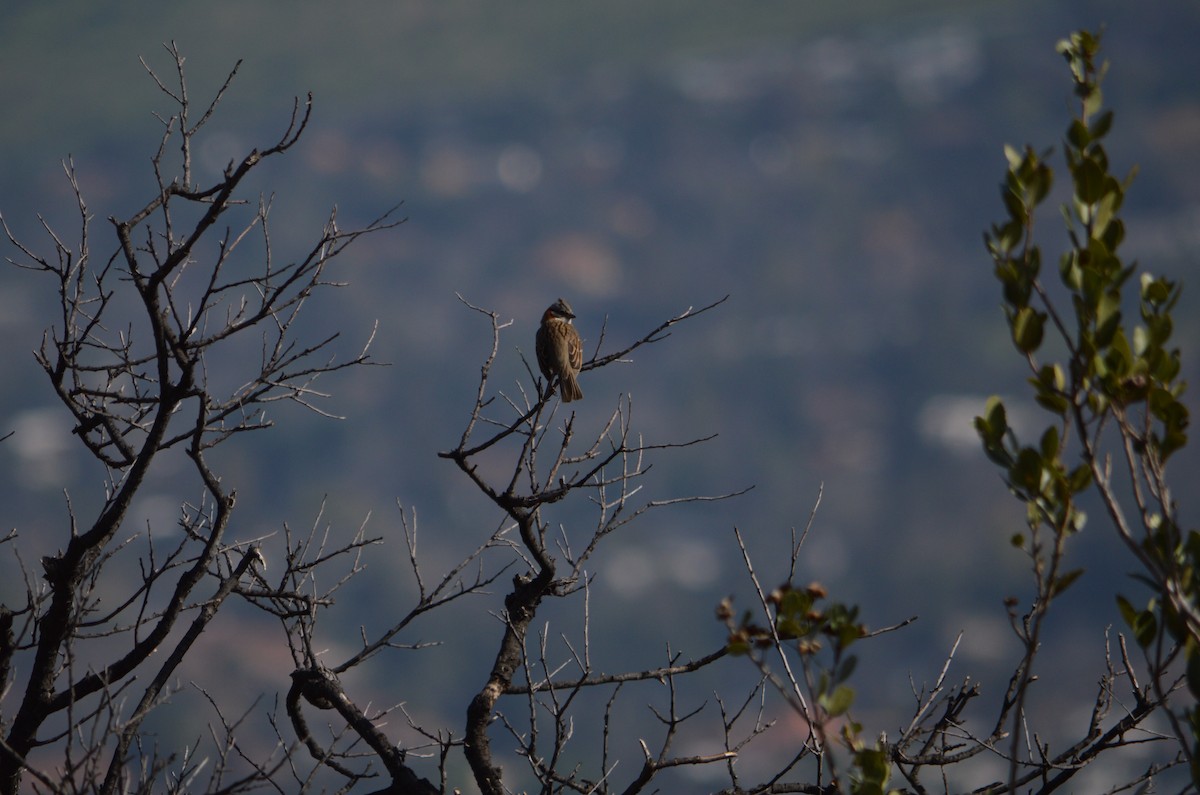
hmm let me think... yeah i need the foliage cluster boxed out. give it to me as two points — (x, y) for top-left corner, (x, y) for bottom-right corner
(980, 29), (1196, 784)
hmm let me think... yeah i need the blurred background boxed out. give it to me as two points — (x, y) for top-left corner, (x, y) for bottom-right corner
(2, 1), (1199, 790)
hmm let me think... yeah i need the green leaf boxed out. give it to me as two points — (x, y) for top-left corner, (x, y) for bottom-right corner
(1012, 307), (1046, 353)
(1132, 324), (1149, 357)
(1061, 255), (1083, 291)
(1129, 606), (1158, 648)
(1166, 601), (1191, 643)
(1073, 157), (1107, 204)
(1083, 83), (1103, 119)
(1004, 144), (1023, 170)
(1149, 389), (1190, 460)
(1031, 362), (1070, 415)
(819, 683), (856, 717)
(1141, 273), (1173, 306)
(1100, 215), (1125, 251)
(779, 588), (813, 620)
(1034, 390), (1070, 416)
(982, 395), (1008, 433)
(1091, 191), (1119, 237)
(777, 616), (804, 640)
(1154, 350), (1181, 383)
(1116, 594), (1138, 627)
(1050, 568), (1085, 597)
(836, 654), (859, 684)
(1102, 329), (1132, 379)
(1090, 109), (1114, 139)
(989, 223), (1024, 257)
(1013, 447), (1044, 492)
(1040, 426), (1060, 458)
(851, 744), (892, 794)
(1067, 118), (1089, 149)
(1029, 161), (1053, 205)
(976, 396), (1014, 463)
(1002, 185), (1028, 223)
(836, 621), (865, 650)
(727, 637), (751, 656)
(1068, 464), (1094, 494)
(1096, 290), (1121, 340)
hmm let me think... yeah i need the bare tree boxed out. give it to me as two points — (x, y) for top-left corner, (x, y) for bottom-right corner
(0, 44), (773, 795)
(267, 292), (778, 794)
(0, 43), (400, 795)
(0, 45), (793, 794)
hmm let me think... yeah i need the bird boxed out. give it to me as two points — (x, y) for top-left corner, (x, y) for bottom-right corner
(535, 298), (584, 402)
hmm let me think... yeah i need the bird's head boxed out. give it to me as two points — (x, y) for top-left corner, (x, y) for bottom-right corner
(544, 298), (575, 321)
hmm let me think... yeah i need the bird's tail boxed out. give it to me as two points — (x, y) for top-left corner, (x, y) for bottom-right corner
(560, 373), (584, 403)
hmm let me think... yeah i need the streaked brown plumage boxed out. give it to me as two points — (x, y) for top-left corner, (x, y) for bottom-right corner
(535, 298), (584, 402)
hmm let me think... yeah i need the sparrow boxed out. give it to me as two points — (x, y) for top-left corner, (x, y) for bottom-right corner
(535, 298), (584, 402)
